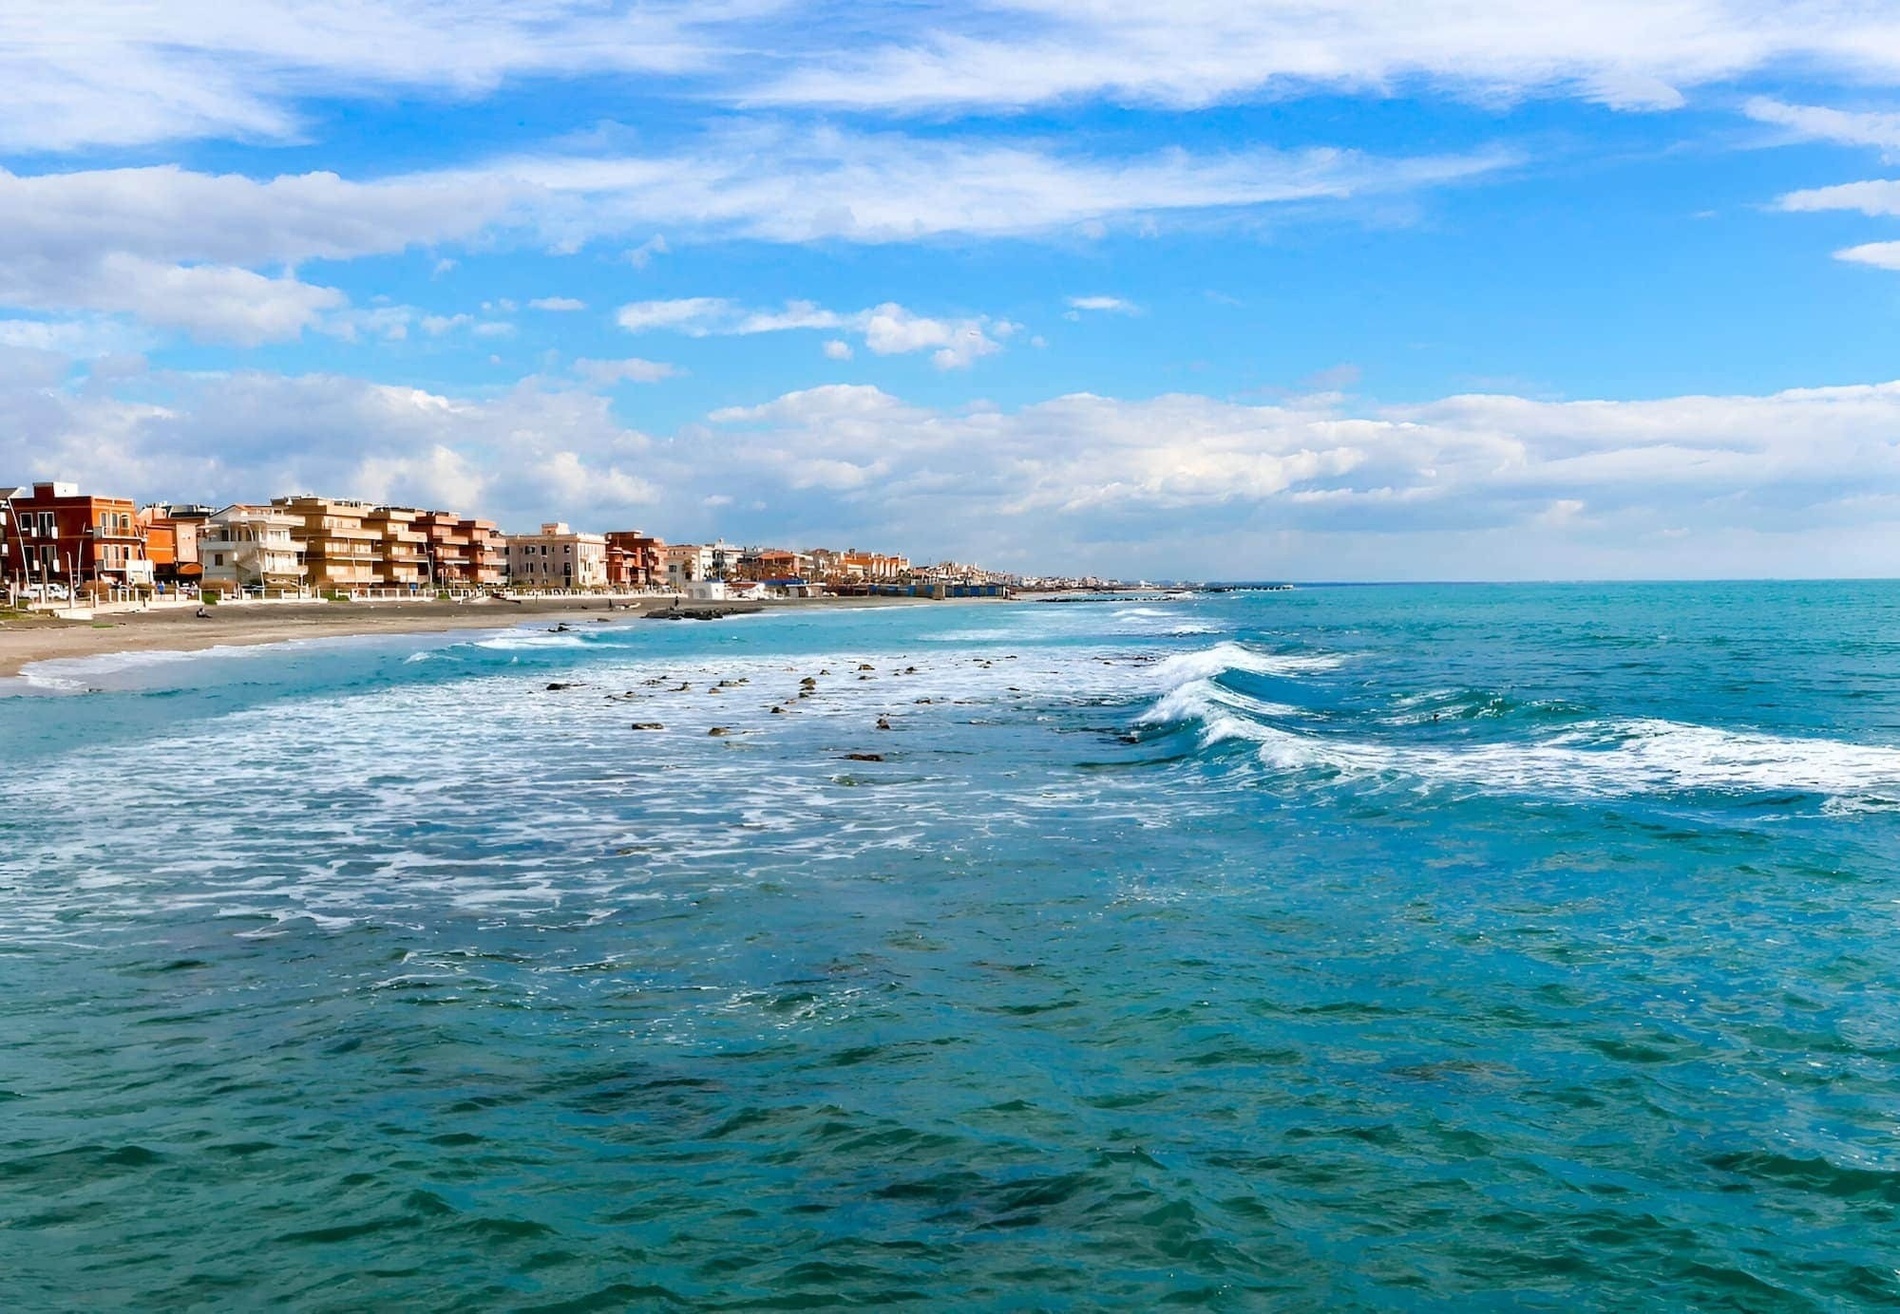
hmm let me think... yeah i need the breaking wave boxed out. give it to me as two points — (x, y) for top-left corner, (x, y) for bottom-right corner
(1139, 641), (1900, 805)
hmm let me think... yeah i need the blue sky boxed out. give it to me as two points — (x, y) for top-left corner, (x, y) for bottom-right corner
(9, 2), (1900, 578)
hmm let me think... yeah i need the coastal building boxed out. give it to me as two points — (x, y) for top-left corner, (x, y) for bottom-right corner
(271, 495), (380, 592)
(735, 548), (807, 582)
(199, 504), (307, 594)
(604, 530), (665, 589)
(2, 481), (151, 593)
(137, 504), (214, 589)
(662, 543), (714, 591)
(506, 522), (607, 590)
(363, 505), (428, 590)
(415, 511), (506, 589)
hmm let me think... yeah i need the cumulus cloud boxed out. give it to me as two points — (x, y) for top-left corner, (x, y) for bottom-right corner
(0, 369), (660, 527)
(616, 296), (1012, 368)
(693, 378), (1900, 572)
(15, 365), (1900, 575)
(529, 296), (587, 311)
(0, 163), (517, 343)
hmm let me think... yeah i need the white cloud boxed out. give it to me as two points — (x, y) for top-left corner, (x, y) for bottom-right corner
(823, 339), (854, 360)
(1066, 295), (1138, 314)
(1780, 178), (1900, 217)
(1746, 98), (1900, 151)
(573, 357), (682, 384)
(0, 163), (518, 343)
(18, 366), (1900, 575)
(18, 3), (1900, 156)
(752, 2), (1900, 116)
(0, 1), (744, 153)
(0, 127), (1509, 342)
(616, 296), (1011, 368)
(529, 296), (587, 311)
(0, 369), (660, 527)
(491, 126), (1512, 244)
(614, 297), (735, 333)
(625, 235), (670, 268)
(1835, 241), (1900, 270)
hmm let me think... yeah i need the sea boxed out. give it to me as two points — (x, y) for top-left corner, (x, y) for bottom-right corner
(5, 582), (1900, 1311)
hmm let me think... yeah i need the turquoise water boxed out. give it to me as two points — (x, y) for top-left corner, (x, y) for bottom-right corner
(6, 583), (1900, 1310)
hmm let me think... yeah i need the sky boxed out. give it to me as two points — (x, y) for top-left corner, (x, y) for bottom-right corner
(9, 3), (1900, 578)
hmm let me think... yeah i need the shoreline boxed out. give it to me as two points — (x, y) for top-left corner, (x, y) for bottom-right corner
(0, 593), (994, 680)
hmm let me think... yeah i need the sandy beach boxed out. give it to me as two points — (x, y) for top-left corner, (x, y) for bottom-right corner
(0, 593), (975, 678)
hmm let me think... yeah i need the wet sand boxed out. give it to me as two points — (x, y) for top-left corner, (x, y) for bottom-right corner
(0, 594), (974, 678)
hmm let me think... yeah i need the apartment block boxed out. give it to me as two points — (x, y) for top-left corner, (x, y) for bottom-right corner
(3, 481), (151, 590)
(604, 530), (665, 589)
(506, 522), (607, 590)
(415, 511), (506, 588)
(364, 505), (428, 589)
(271, 495), (381, 591)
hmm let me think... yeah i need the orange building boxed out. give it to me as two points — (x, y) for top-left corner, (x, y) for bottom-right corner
(415, 511), (506, 588)
(604, 530), (665, 589)
(3, 481), (150, 594)
(138, 504), (213, 588)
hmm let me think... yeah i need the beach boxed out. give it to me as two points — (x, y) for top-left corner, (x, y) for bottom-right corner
(0, 593), (978, 679)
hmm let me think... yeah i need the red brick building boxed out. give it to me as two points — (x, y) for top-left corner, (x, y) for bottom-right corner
(3, 481), (150, 594)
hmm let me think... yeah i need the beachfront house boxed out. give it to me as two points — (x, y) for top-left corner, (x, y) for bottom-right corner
(199, 504), (308, 595)
(506, 522), (607, 591)
(2, 480), (152, 597)
(662, 543), (714, 591)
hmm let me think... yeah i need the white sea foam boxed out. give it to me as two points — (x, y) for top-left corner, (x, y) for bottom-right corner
(472, 629), (594, 651)
(1148, 640), (1345, 688)
(1172, 701), (1900, 802)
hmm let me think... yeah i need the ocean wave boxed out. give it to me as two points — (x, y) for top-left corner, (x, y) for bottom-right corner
(1148, 641), (1346, 689)
(1155, 697), (1900, 802)
(472, 630), (594, 651)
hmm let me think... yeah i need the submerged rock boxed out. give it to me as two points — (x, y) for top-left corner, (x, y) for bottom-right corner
(630, 722), (665, 731)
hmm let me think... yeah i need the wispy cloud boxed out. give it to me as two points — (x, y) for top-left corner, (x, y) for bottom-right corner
(1066, 295), (1138, 315)
(749, 2), (1900, 117)
(530, 296), (587, 311)
(616, 296), (1015, 369)
(573, 356), (682, 384)
(1746, 98), (1900, 151)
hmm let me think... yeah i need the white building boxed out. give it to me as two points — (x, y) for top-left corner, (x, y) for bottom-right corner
(506, 522), (607, 590)
(662, 543), (715, 591)
(199, 504), (307, 593)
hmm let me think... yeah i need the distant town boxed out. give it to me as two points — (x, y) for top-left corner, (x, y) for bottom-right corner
(0, 480), (1131, 608)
